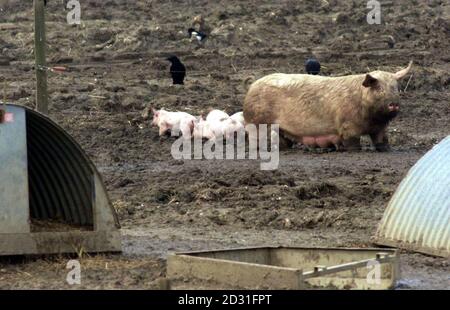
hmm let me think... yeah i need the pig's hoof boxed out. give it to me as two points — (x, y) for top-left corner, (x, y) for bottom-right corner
(374, 144), (391, 152)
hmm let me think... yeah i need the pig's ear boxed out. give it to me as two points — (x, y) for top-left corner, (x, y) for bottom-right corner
(362, 74), (378, 88)
(394, 61), (413, 80)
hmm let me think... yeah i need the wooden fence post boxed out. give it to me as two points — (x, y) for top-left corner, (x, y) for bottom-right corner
(34, 0), (48, 115)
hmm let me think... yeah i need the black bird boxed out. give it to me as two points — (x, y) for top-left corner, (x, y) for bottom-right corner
(188, 28), (207, 42)
(305, 58), (321, 75)
(167, 55), (186, 85)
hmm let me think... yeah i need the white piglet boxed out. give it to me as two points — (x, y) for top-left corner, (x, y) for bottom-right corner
(192, 118), (216, 140)
(221, 118), (245, 140)
(151, 108), (196, 138)
(193, 110), (245, 141)
(206, 109), (230, 123)
(230, 111), (245, 126)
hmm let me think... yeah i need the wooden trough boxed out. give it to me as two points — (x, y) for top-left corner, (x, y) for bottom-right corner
(167, 246), (399, 290)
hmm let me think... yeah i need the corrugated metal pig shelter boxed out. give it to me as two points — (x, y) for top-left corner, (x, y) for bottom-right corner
(0, 104), (121, 255)
(375, 136), (450, 258)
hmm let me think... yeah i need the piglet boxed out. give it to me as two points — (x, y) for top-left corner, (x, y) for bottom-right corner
(205, 109), (245, 139)
(192, 118), (216, 140)
(192, 114), (244, 141)
(230, 111), (245, 126)
(221, 118), (245, 140)
(151, 108), (196, 138)
(206, 109), (230, 123)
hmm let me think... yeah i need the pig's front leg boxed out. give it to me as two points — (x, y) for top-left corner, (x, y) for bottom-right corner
(370, 128), (390, 152)
(339, 122), (362, 151)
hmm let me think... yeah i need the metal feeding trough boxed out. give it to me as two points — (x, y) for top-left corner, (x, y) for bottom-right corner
(167, 246), (399, 290)
(0, 104), (121, 255)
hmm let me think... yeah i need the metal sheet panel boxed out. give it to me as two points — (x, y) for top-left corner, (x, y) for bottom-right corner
(26, 109), (94, 226)
(0, 105), (29, 233)
(375, 137), (450, 257)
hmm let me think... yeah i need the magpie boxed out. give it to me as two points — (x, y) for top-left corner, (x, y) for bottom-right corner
(305, 58), (321, 75)
(386, 35), (396, 49)
(167, 55), (186, 85)
(188, 28), (207, 43)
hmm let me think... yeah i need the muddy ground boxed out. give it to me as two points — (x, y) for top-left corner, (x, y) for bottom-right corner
(0, 0), (449, 289)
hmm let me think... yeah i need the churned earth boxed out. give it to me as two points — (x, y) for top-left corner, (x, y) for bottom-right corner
(0, 0), (449, 289)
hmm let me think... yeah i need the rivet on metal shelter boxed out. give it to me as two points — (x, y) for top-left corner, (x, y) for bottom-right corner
(0, 104), (121, 256)
(375, 136), (450, 258)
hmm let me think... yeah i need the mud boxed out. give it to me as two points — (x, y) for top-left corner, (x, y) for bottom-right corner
(0, 0), (449, 289)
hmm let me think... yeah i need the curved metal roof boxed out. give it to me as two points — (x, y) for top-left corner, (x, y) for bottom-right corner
(1, 104), (121, 255)
(375, 137), (450, 257)
(2, 103), (120, 228)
